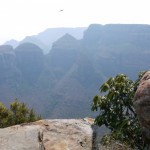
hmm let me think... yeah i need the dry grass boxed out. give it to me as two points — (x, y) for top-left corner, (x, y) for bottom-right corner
(98, 142), (133, 150)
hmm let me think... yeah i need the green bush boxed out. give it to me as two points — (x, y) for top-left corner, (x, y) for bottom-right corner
(0, 99), (41, 128)
(91, 72), (148, 149)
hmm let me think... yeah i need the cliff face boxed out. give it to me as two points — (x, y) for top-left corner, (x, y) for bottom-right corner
(0, 119), (98, 150)
(0, 45), (19, 85)
(15, 43), (44, 84)
(0, 45), (21, 102)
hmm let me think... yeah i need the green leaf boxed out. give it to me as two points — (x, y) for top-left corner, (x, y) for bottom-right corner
(100, 83), (110, 92)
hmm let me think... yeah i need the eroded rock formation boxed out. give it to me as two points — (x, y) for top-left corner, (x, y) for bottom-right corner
(0, 119), (98, 150)
(133, 71), (150, 143)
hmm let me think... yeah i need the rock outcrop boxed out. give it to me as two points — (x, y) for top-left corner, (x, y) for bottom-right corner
(133, 71), (150, 142)
(0, 119), (98, 150)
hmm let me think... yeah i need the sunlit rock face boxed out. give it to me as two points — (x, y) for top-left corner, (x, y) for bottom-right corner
(133, 71), (150, 142)
(0, 119), (98, 150)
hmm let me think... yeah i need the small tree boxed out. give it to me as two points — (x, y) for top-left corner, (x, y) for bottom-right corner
(0, 102), (12, 128)
(91, 73), (147, 149)
(0, 99), (41, 128)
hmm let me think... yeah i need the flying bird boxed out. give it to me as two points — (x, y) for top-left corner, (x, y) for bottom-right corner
(59, 9), (63, 12)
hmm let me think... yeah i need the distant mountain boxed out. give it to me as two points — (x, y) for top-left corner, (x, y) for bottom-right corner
(4, 39), (19, 48)
(4, 27), (86, 54)
(19, 36), (49, 53)
(35, 27), (87, 46)
(15, 43), (44, 83)
(1, 24), (150, 119)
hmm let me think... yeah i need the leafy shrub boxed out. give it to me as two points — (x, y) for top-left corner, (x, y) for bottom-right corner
(91, 72), (148, 149)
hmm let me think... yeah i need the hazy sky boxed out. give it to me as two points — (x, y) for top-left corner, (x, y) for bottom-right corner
(0, 0), (149, 44)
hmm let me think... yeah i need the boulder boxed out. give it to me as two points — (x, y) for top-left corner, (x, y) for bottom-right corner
(0, 119), (98, 150)
(133, 71), (150, 142)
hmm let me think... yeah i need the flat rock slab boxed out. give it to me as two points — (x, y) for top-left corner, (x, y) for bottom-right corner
(0, 119), (96, 150)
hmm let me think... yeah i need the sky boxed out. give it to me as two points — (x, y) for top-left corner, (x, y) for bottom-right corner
(0, 0), (150, 44)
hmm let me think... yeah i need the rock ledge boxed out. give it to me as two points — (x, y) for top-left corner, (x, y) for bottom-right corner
(0, 118), (97, 150)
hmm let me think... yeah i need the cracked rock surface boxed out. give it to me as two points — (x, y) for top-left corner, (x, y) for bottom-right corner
(0, 119), (96, 150)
